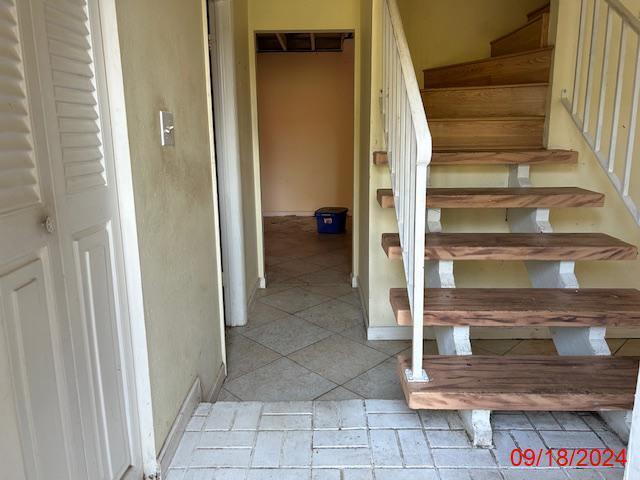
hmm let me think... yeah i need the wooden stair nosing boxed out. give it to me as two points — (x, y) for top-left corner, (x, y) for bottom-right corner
(422, 83), (548, 118)
(389, 287), (640, 327)
(381, 232), (638, 261)
(372, 150), (578, 166)
(377, 187), (605, 209)
(397, 354), (639, 411)
(423, 47), (553, 89)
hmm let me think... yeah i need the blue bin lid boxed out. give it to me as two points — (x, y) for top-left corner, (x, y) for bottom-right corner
(315, 207), (348, 215)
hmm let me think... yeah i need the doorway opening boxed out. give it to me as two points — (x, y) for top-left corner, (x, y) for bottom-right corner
(219, 31), (405, 402)
(258, 31), (355, 287)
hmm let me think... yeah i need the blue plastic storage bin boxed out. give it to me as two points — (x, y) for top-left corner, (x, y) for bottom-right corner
(314, 207), (348, 234)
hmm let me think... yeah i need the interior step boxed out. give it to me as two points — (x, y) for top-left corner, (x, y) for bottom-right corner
(490, 13), (550, 57)
(423, 84), (548, 118)
(390, 287), (640, 327)
(397, 354), (640, 411)
(372, 149), (578, 166)
(423, 47), (553, 89)
(377, 187), (604, 209)
(430, 117), (544, 151)
(381, 232), (638, 261)
(528, 3), (550, 22)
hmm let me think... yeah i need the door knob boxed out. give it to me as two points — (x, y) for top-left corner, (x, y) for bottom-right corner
(42, 216), (56, 234)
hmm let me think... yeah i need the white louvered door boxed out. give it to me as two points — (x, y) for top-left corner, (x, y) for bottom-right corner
(28, 0), (143, 478)
(0, 0), (81, 479)
(1, 0), (142, 478)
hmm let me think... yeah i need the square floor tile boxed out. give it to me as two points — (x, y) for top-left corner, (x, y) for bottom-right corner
(225, 336), (281, 381)
(243, 316), (332, 355)
(315, 386), (363, 401)
(289, 335), (388, 385)
(276, 259), (328, 277)
(343, 358), (404, 400)
(340, 324), (410, 356)
(224, 357), (337, 401)
(297, 299), (364, 333)
(302, 284), (355, 298)
(297, 269), (351, 285)
(259, 287), (331, 314)
(508, 340), (558, 355)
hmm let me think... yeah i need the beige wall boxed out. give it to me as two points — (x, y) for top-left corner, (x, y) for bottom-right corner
(257, 42), (355, 215)
(115, 0), (225, 452)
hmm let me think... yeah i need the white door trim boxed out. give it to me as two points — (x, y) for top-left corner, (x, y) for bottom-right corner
(626, 366), (640, 479)
(95, 0), (158, 476)
(209, 0), (249, 327)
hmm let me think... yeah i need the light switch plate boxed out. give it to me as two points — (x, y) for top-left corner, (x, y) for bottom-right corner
(159, 111), (175, 146)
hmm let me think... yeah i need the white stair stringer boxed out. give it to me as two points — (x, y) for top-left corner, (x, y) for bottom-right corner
(427, 205), (493, 448)
(508, 165), (632, 441)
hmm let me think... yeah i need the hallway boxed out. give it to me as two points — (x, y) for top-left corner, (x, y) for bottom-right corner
(221, 216), (412, 401)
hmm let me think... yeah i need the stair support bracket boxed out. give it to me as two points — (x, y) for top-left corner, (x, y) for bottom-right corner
(427, 199), (493, 447)
(507, 164), (632, 441)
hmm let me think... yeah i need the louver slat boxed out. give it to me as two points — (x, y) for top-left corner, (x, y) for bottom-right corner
(0, 0), (40, 214)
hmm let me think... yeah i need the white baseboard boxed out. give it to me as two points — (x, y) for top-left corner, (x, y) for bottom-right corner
(263, 211), (314, 217)
(262, 211), (353, 217)
(205, 362), (227, 403)
(367, 326), (640, 341)
(157, 378), (202, 475)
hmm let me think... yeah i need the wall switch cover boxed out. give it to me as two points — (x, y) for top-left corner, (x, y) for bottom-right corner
(160, 111), (175, 146)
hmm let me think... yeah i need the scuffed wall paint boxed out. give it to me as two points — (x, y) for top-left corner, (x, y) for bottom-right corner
(115, 0), (225, 451)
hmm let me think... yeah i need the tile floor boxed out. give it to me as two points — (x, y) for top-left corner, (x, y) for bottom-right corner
(166, 400), (627, 479)
(168, 216), (636, 478)
(220, 216), (640, 403)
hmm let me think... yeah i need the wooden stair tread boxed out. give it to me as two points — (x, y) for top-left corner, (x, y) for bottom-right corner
(422, 83), (548, 118)
(373, 150), (578, 166)
(377, 187), (604, 209)
(381, 232), (638, 261)
(397, 354), (640, 411)
(430, 117), (544, 150)
(389, 288), (640, 327)
(424, 47), (553, 88)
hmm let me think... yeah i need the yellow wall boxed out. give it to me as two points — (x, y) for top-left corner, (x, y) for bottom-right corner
(246, 0), (364, 282)
(257, 43), (355, 215)
(115, 0), (225, 451)
(359, 0), (373, 312)
(397, 0), (548, 86)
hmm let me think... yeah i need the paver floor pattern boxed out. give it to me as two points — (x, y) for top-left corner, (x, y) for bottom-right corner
(167, 399), (627, 480)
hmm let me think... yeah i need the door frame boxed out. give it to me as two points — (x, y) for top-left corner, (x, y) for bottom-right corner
(93, 0), (158, 476)
(248, 29), (362, 290)
(207, 0), (250, 327)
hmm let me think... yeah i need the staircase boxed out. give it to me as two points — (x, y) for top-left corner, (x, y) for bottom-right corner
(378, 1), (640, 447)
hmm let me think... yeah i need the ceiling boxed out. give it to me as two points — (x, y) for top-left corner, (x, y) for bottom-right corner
(256, 32), (354, 53)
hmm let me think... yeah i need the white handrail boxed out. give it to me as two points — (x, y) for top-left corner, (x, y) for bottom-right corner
(382, 0), (432, 380)
(562, 0), (640, 225)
